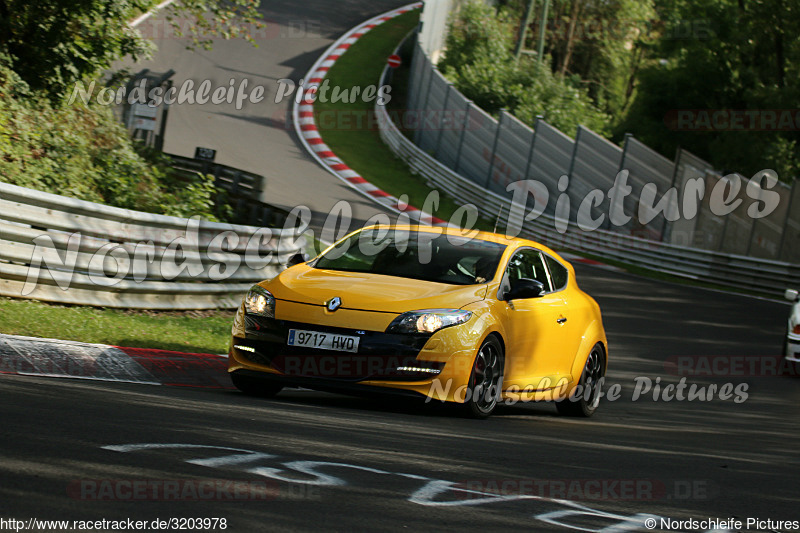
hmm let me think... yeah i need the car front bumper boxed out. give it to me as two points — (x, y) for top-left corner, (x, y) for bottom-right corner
(228, 303), (481, 402)
(785, 332), (800, 362)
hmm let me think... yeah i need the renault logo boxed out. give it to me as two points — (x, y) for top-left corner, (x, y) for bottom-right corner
(326, 297), (342, 312)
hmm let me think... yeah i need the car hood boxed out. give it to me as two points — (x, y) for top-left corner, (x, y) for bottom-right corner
(266, 264), (488, 314)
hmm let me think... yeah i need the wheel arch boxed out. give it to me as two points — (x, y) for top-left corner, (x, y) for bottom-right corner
(569, 319), (608, 382)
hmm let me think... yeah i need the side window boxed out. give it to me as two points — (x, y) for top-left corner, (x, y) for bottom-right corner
(545, 255), (569, 291)
(505, 249), (553, 292)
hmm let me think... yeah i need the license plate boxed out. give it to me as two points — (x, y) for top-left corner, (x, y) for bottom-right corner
(287, 329), (360, 353)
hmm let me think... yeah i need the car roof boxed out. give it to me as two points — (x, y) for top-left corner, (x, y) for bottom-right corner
(358, 224), (564, 261)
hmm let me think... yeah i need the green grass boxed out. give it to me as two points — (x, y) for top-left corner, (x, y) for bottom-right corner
(0, 297), (235, 354)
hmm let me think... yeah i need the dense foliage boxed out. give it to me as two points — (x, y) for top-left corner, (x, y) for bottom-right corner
(439, 1), (611, 136)
(0, 57), (218, 218)
(0, 0), (263, 217)
(0, 0), (263, 100)
(450, 0), (799, 182)
(616, 0), (800, 181)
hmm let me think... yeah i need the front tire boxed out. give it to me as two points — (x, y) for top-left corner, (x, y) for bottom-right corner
(464, 336), (504, 419)
(556, 343), (605, 417)
(231, 372), (283, 398)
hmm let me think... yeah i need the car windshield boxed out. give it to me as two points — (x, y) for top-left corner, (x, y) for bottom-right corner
(312, 228), (507, 285)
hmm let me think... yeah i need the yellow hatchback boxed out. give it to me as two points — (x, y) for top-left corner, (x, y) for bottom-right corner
(229, 225), (607, 418)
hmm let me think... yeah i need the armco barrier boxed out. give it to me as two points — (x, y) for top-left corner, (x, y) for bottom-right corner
(167, 154), (293, 228)
(0, 182), (306, 309)
(167, 154), (265, 200)
(376, 75), (800, 295)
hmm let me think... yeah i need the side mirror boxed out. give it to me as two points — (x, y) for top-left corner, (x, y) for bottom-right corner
(785, 289), (799, 302)
(505, 278), (546, 301)
(288, 253), (307, 267)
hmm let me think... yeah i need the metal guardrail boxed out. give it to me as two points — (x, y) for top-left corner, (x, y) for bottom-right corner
(0, 181), (306, 309)
(167, 154), (265, 198)
(166, 154), (294, 228)
(376, 88), (800, 296)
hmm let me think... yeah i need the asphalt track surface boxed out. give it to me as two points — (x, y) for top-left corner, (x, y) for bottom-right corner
(2, 262), (798, 532)
(4, 2), (799, 532)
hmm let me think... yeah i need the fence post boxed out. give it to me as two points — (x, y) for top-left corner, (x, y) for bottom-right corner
(711, 172), (731, 253)
(522, 115), (543, 183)
(408, 41), (424, 125)
(454, 100), (472, 174)
(778, 178), (798, 261)
(566, 126), (581, 229)
(662, 146), (682, 243)
(485, 111), (505, 189)
(605, 132), (631, 230)
(745, 174), (761, 257)
(414, 63), (437, 146)
(434, 84), (453, 157)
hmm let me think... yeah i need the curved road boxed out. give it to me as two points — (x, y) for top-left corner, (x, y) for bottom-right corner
(2, 2), (798, 531)
(1, 264), (798, 531)
(127, 0), (411, 233)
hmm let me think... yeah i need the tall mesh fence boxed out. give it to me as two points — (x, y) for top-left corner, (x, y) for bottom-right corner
(403, 40), (795, 260)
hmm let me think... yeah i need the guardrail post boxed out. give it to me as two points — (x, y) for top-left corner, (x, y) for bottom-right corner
(261, 206), (272, 227)
(232, 171), (243, 191)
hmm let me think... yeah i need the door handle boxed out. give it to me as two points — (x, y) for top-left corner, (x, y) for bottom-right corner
(557, 317), (567, 324)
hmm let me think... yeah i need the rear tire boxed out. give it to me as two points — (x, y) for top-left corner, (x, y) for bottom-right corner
(231, 373), (283, 398)
(463, 336), (504, 419)
(556, 343), (605, 417)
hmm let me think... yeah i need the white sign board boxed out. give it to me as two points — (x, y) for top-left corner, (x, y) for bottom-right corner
(132, 104), (158, 118)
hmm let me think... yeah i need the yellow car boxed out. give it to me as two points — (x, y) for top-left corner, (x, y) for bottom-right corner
(228, 225), (607, 418)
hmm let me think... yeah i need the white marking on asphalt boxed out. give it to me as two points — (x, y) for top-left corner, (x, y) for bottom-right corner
(103, 443), (259, 453)
(17, 373), (160, 386)
(188, 452), (275, 467)
(106, 441), (703, 532)
(537, 509), (664, 533)
(249, 461), (393, 487)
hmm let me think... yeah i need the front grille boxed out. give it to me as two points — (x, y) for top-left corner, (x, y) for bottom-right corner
(235, 315), (438, 382)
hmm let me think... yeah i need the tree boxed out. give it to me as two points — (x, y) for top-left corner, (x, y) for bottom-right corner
(439, 0), (610, 136)
(0, 0), (264, 100)
(618, 0), (800, 181)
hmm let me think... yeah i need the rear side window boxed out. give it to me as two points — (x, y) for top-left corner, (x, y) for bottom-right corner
(545, 255), (569, 291)
(505, 249), (553, 292)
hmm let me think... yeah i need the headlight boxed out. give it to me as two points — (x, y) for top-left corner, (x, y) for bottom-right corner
(386, 309), (472, 335)
(244, 285), (275, 318)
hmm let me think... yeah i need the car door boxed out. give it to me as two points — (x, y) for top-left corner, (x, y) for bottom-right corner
(543, 253), (584, 376)
(500, 248), (573, 392)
